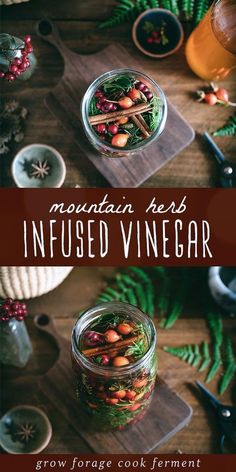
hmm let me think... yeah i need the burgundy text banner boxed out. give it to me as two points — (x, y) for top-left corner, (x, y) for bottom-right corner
(0, 188), (235, 266)
(0, 454), (235, 472)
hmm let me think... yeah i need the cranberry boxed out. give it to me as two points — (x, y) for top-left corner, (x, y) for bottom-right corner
(108, 124), (118, 135)
(111, 104), (117, 111)
(96, 123), (107, 134)
(14, 58), (22, 66)
(100, 355), (110, 365)
(25, 44), (33, 54)
(96, 102), (102, 110)
(103, 102), (114, 112)
(0, 71), (5, 78)
(24, 35), (31, 43)
(142, 85), (149, 93)
(136, 81), (146, 91)
(5, 73), (15, 81)
(145, 91), (153, 101)
(95, 90), (104, 98)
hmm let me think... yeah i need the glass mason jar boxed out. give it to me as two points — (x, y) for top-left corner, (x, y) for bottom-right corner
(0, 318), (33, 367)
(0, 33), (37, 81)
(71, 301), (157, 432)
(81, 68), (167, 158)
(185, 0), (236, 81)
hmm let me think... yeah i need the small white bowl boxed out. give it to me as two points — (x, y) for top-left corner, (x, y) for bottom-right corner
(12, 144), (66, 188)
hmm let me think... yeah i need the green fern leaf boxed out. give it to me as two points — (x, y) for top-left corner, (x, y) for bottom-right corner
(99, 0), (136, 29)
(213, 113), (236, 137)
(218, 336), (236, 395)
(194, 0), (210, 25)
(198, 341), (211, 372)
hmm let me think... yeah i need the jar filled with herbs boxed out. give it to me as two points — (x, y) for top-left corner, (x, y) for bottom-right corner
(0, 33), (37, 82)
(0, 297), (32, 368)
(71, 301), (157, 431)
(81, 69), (167, 157)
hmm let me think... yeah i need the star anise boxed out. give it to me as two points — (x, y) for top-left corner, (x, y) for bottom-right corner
(16, 423), (36, 443)
(30, 160), (51, 179)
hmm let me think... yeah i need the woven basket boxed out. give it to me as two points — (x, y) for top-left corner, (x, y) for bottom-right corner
(0, 266), (73, 300)
(0, 0), (30, 5)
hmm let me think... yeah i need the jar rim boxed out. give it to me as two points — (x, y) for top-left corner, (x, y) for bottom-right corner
(71, 301), (157, 377)
(81, 68), (168, 154)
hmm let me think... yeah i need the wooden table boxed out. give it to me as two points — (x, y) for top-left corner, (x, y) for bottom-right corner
(1, 0), (235, 188)
(1, 267), (236, 454)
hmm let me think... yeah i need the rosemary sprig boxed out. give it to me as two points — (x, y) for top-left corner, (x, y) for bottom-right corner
(218, 336), (236, 395)
(125, 338), (147, 359)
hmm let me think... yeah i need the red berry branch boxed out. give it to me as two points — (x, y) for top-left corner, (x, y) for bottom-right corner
(0, 35), (33, 82)
(0, 298), (28, 322)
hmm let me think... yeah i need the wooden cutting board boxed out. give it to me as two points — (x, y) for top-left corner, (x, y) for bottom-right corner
(37, 19), (195, 188)
(34, 314), (192, 454)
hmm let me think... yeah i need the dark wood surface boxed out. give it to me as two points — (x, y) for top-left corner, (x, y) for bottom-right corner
(1, 267), (236, 454)
(30, 313), (192, 454)
(1, 0), (235, 188)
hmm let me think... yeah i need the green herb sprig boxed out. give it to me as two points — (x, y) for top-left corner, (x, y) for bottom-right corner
(219, 336), (236, 395)
(213, 113), (236, 137)
(206, 312), (223, 382)
(98, 0), (213, 29)
(163, 313), (235, 395)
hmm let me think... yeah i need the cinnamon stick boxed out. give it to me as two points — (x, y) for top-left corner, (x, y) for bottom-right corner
(89, 103), (152, 125)
(82, 334), (143, 358)
(131, 115), (151, 138)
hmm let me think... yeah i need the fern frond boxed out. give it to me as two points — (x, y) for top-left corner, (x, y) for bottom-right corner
(164, 343), (202, 366)
(198, 341), (211, 372)
(99, 0), (136, 29)
(213, 113), (236, 137)
(218, 336), (236, 395)
(194, 0), (210, 25)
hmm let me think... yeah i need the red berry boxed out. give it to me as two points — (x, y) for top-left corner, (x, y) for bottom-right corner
(96, 123), (107, 134)
(147, 37), (153, 44)
(24, 35), (31, 43)
(9, 64), (18, 73)
(0, 71), (5, 78)
(151, 31), (159, 38)
(26, 44), (33, 53)
(94, 90), (104, 98)
(204, 93), (217, 106)
(2, 303), (10, 311)
(12, 302), (19, 310)
(108, 124), (118, 135)
(142, 85), (149, 93)
(5, 73), (15, 81)
(100, 355), (110, 365)
(14, 58), (22, 66)
(103, 102), (114, 112)
(96, 102), (102, 110)
(136, 81), (146, 91)
(21, 50), (28, 57)
(145, 91), (153, 101)
(5, 298), (13, 305)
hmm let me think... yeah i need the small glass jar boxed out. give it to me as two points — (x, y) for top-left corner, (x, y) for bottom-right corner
(71, 301), (157, 432)
(81, 68), (167, 158)
(0, 319), (33, 368)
